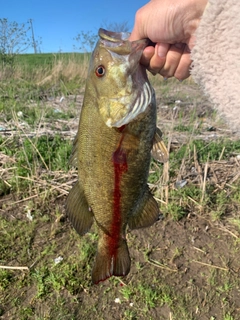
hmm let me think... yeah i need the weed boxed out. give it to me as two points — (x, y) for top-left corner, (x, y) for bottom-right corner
(121, 285), (133, 301)
(0, 269), (14, 290)
(123, 309), (138, 320)
(19, 306), (35, 318)
(0, 134), (72, 196)
(32, 261), (85, 298)
(223, 313), (235, 320)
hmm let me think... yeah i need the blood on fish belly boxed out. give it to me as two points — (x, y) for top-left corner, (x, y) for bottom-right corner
(109, 131), (128, 257)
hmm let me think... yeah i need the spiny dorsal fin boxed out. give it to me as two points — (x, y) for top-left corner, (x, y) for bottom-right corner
(128, 188), (160, 230)
(66, 181), (93, 235)
(151, 127), (169, 163)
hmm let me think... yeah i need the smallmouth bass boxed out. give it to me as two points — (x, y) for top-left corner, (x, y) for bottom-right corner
(66, 28), (168, 284)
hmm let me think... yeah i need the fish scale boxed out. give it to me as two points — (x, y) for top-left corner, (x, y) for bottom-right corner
(66, 28), (169, 284)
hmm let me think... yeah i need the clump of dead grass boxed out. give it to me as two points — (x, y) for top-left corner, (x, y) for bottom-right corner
(149, 91), (240, 230)
(0, 53), (90, 85)
(37, 54), (89, 86)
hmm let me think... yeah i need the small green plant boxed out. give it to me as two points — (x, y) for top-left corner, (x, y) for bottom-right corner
(19, 306), (35, 318)
(224, 313), (235, 320)
(0, 270), (14, 290)
(121, 285), (133, 300)
(163, 202), (187, 221)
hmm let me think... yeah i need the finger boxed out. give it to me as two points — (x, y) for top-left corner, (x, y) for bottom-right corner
(174, 45), (192, 80)
(140, 46), (155, 67)
(158, 43), (185, 78)
(147, 43), (170, 74)
(129, 27), (141, 42)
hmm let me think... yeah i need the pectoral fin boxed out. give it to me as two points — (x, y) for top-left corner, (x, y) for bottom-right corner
(151, 127), (169, 163)
(128, 188), (160, 230)
(66, 181), (93, 235)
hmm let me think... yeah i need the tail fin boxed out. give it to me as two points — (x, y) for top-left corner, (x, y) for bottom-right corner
(92, 240), (131, 284)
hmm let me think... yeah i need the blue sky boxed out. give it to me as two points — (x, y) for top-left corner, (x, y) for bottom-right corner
(2, 0), (148, 53)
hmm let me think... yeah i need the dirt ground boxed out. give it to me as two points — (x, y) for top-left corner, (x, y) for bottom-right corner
(1, 80), (240, 320)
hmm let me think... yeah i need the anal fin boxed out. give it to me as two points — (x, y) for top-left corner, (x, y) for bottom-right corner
(66, 181), (93, 235)
(128, 188), (160, 230)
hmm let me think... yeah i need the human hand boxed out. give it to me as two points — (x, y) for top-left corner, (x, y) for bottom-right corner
(129, 0), (208, 80)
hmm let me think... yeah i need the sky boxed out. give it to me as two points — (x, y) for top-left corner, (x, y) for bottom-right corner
(2, 0), (148, 53)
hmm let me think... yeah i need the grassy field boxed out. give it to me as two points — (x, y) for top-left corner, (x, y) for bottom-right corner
(0, 54), (240, 320)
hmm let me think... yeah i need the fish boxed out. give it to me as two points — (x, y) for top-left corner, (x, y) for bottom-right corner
(66, 28), (169, 284)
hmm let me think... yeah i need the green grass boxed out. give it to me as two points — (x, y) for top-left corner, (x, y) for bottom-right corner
(0, 134), (72, 195)
(15, 52), (88, 68)
(177, 139), (240, 162)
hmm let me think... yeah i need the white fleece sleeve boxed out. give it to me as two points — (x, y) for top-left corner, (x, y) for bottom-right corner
(191, 0), (240, 134)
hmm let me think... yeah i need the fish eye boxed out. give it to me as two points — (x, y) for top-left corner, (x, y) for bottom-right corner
(95, 65), (105, 77)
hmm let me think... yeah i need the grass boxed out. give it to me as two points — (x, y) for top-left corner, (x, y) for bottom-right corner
(0, 53), (240, 320)
(0, 52), (89, 91)
(0, 134), (72, 197)
(15, 53), (88, 68)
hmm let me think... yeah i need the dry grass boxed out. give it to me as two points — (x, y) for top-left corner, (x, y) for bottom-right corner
(0, 53), (90, 85)
(37, 54), (89, 86)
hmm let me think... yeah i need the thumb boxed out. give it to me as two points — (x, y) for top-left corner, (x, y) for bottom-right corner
(129, 26), (142, 41)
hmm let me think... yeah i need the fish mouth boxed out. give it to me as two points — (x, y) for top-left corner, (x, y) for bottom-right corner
(98, 28), (148, 55)
(99, 28), (130, 42)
